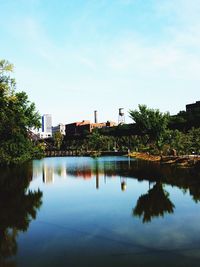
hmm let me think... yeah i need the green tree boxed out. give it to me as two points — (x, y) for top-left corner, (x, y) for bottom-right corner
(167, 130), (191, 155)
(129, 105), (170, 150)
(87, 130), (106, 151)
(0, 59), (41, 165)
(189, 128), (200, 154)
(53, 132), (64, 150)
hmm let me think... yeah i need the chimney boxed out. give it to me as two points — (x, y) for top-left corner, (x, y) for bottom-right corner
(94, 110), (98, 123)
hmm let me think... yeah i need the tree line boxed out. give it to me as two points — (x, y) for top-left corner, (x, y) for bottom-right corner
(60, 105), (200, 156)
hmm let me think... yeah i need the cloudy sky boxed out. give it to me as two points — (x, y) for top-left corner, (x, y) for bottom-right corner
(1, 0), (200, 125)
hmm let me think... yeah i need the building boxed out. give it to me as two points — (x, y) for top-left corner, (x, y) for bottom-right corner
(42, 114), (52, 134)
(65, 120), (117, 136)
(38, 132), (52, 139)
(91, 121), (117, 130)
(52, 124), (65, 136)
(186, 101), (200, 114)
(39, 114), (52, 139)
(65, 120), (91, 136)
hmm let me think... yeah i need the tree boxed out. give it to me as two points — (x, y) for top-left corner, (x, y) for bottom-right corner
(53, 132), (64, 150)
(189, 128), (200, 154)
(129, 105), (170, 150)
(0, 59), (41, 165)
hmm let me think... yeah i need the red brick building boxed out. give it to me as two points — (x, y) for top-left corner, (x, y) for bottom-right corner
(65, 120), (116, 136)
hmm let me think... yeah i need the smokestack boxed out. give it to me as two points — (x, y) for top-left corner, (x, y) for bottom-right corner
(94, 110), (98, 123)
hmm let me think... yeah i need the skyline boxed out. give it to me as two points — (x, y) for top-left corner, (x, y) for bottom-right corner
(1, 0), (200, 125)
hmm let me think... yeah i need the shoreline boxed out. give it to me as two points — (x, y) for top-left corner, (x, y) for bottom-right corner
(128, 152), (200, 168)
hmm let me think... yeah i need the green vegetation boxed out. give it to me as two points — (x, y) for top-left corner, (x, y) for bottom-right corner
(129, 105), (170, 153)
(62, 105), (200, 157)
(129, 104), (170, 145)
(0, 60), (43, 165)
(47, 103), (200, 159)
(170, 109), (200, 130)
(53, 132), (64, 150)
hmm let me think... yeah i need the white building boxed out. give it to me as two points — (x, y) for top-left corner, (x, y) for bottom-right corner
(38, 132), (52, 139)
(42, 114), (52, 133)
(37, 114), (52, 139)
(52, 123), (66, 135)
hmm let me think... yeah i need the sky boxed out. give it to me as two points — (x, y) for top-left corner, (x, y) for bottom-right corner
(1, 0), (200, 125)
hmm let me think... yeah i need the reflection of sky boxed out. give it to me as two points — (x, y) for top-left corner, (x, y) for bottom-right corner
(17, 157), (200, 267)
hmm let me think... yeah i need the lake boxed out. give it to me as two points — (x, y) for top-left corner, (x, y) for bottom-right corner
(1, 156), (200, 267)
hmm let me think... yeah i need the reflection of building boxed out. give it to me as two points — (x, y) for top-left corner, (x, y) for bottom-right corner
(75, 169), (92, 179)
(43, 165), (54, 184)
(60, 166), (67, 177)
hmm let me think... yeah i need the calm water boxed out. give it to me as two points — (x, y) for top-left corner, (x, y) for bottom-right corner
(1, 156), (200, 267)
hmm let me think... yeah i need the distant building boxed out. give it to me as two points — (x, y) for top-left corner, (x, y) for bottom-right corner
(42, 114), (52, 134)
(186, 101), (200, 114)
(91, 121), (117, 130)
(38, 132), (52, 139)
(65, 120), (117, 136)
(65, 120), (91, 136)
(39, 114), (52, 139)
(52, 123), (65, 135)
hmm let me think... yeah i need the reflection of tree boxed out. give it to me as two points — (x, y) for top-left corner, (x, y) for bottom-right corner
(133, 182), (175, 223)
(189, 186), (200, 203)
(0, 164), (43, 263)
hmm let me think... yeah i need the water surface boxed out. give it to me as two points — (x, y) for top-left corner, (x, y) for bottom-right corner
(1, 156), (200, 267)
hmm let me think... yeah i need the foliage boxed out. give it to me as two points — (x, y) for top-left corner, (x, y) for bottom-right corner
(189, 128), (200, 154)
(31, 143), (46, 159)
(87, 129), (114, 151)
(0, 59), (41, 165)
(53, 132), (64, 150)
(129, 105), (170, 147)
(170, 109), (200, 130)
(161, 128), (200, 155)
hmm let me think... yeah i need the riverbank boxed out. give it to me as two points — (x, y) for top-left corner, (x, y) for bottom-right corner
(129, 152), (200, 168)
(44, 150), (127, 157)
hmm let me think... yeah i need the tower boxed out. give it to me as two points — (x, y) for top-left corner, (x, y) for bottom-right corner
(118, 108), (125, 125)
(94, 110), (98, 123)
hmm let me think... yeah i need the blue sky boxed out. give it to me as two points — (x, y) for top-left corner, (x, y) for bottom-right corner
(1, 0), (200, 125)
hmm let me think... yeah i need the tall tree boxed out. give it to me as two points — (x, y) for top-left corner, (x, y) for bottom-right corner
(129, 105), (170, 149)
(0, 59), (41, 165)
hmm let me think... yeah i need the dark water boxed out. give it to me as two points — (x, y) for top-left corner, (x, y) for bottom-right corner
(1, 156), (200, 267)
